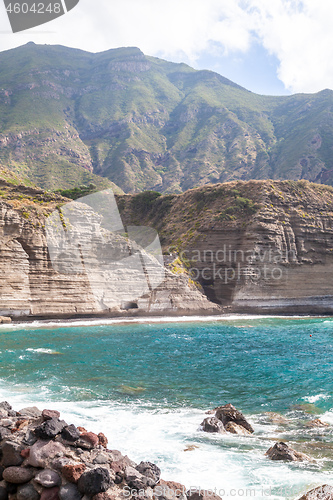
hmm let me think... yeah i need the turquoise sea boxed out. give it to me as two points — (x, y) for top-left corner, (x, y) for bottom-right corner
(0, 315), (333, 499)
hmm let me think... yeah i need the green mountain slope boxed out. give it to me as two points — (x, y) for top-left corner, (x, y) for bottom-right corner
(1, 42), (333, 192)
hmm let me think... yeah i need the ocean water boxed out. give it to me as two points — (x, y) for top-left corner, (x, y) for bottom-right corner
(0, 316), (333, 499)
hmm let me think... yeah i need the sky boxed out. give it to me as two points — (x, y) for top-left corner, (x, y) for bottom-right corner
(0, 0), (332, 96)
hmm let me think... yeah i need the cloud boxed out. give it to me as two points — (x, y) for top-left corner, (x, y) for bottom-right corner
(0, 0), (332, 93)
(249, 0), (333, 93)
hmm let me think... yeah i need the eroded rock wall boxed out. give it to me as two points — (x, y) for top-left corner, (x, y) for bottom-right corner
(0, 202), (219, 319)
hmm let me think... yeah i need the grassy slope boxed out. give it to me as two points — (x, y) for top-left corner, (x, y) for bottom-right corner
(117, 180), (333, 253)
(1, 44), (333, 193)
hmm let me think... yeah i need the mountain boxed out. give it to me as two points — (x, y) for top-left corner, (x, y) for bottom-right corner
(1, 42), (333, 193)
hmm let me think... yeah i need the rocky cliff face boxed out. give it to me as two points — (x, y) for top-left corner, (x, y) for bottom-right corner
(0, 179), (219, 319)
(118, 180), (333, 314)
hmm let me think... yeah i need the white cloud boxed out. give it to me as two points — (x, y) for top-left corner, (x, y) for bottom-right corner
(0, 0), (332, 93)
(249, 0), (333, 93)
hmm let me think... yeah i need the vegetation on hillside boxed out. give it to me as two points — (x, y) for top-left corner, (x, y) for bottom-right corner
(1, 44), (333, 193)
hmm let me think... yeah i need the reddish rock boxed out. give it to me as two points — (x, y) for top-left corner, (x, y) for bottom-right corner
(155, 479), (186, 500)
(15, 419), (28, 431)
(110, 463), (123, 474)
(20, 449), (30, 458)
(40, 486), (60, 500)
(98, 433), (108, 448)
(80, 432), (99, 447)
(62, 463), (86, 483)
(42, 409), (60, 421)
(77, 426), (86, 433)
(266, 442), (311, 462)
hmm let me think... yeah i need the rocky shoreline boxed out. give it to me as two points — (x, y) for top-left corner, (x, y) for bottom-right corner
(0, 402), (190, 500)
(0, 402), (331, 500)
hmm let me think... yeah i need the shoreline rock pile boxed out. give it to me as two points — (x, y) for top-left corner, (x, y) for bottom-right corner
(0, 402), (188, 500)
(200, 404), (254, 436)
(0, 401), (329, 500)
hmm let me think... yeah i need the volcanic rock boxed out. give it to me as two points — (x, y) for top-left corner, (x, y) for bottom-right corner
(17, 483), (40, 500)
(34, 418), (67, 440)
(201, 417), (225, 434)
(136, 461), (161, 487)
(225, 422), (252, 435)
(62, 463), (86, 483)
(215, 404), (254, 434)
(1, 441), (24, 467)
(2, 466), (34, 484)
(266, 442), (311, 462)
(61, 425), (80, 442)
(77, 467), (112, 496)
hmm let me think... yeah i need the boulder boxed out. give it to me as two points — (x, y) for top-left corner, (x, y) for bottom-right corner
(42, 410), (61, 421)
(93, 453), (110, 465)
(17, 483), (40, 500)
(62, 464), (86, 483)
(215, 404), (254, 434)
(98, 433), (108, 449)
(225, 422), (252, 435)
(18, 407), (42, 418)
(2, 466), (34, 484)
(23, 429), (37, 447)
(1, 441), (24, 467)
(0, 427), (11, 441)
(154, 480), (187, 500)
(79, 432), (99, 448)
(61, 425), (80, 442)
(296, 485), (333, 499)
(0, 481), (7, 500)
(34, 418), (66, 440)
(266, 442), (311, 462)
(136, 462), (161, 487)
(35, 469), (62, 488)
(28, 440), (66, 468)
(0, 317), (11, 324)
(59, 483), (81, 500)
(125, 466), (146, 490)
(200, 417), (225, 434)
(78, 467), (112, 496)
(40, 486), (60, 500)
